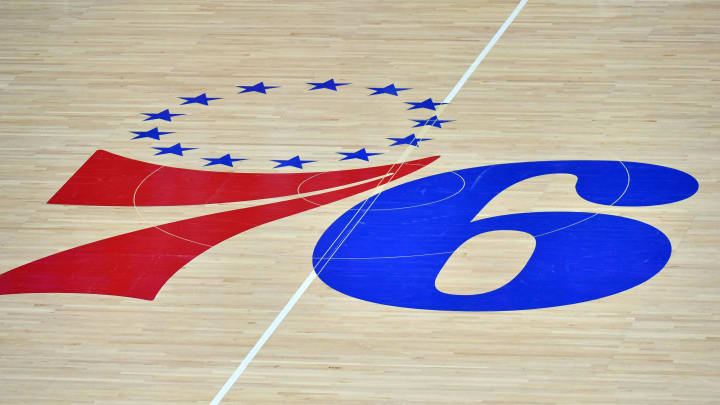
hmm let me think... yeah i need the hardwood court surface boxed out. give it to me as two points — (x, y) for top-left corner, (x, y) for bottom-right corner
(1, 0), (718, 403)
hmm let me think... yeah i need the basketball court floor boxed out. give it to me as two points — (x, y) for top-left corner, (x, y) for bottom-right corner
(1, 0), (718, 403)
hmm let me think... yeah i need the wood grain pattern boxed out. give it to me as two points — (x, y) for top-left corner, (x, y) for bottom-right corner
(1, 0), (718, 403)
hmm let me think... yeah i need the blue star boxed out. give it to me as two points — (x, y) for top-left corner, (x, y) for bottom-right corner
(142, 109), (184, 122)
(152, 143), (197, 156)
(387, 134), (431, 147)
(307, 79), (350, 91)
(179, 93), (222, 105)
(411, 115), (454, 128)
(367, 83), (411, 96)
(203, 154), (246, 167)
(405, 98), (446, 111)
(131, 127), (174, 140)
(337, 148), (383, 161)
(237, 82), (279, 94)
(271, 155), (316, 169)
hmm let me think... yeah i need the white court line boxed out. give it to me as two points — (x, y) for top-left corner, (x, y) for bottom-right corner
(210, 152), (406, 405)
(444, 0), (528, 104)
(209, 1), (528, 403)
(345, 171), (466, 212)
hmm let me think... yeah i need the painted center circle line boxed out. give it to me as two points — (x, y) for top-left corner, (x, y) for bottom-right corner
(296, 164), (465, 211)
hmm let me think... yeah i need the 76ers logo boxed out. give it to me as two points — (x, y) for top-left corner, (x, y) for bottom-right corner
(0, 151), (698, 311)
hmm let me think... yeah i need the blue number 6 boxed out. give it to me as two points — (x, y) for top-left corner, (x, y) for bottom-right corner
(313, 160), (698, 311)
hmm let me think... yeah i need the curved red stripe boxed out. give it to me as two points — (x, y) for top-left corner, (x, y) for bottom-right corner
(1, 155), (438, 300)
(48, 150), (436, 206)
